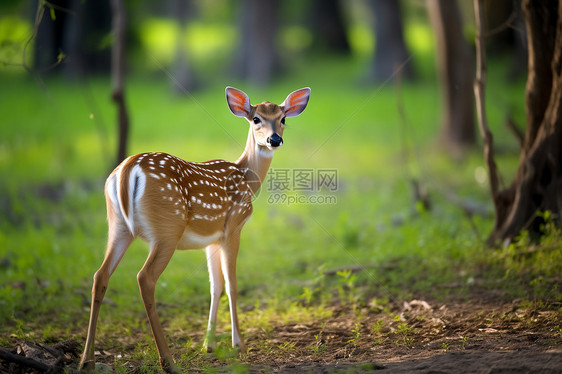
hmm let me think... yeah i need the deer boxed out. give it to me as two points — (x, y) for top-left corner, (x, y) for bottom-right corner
(78, 86), (310, 373)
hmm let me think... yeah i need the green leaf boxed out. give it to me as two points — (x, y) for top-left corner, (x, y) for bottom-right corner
(49, 7), (56, 21)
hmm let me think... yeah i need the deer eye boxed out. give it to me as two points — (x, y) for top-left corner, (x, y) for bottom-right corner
(281, 117), (286, 125)
(253, 117), (261, 124)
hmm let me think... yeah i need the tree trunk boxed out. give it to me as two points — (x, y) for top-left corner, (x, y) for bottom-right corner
(170, 0), (198, 92)
(110, 0), (129, 167)
(33, 0), (111, 75)
(428, 0), (475, 150)
(234, 0), (280, 87)
(475, 0), (562, 244)
(33, 0), (69, 73)
(308, 0), (350, 55)
(367, 0), (414, 82)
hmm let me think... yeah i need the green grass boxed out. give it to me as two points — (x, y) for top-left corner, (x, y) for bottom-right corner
(0, 55), (559, 372)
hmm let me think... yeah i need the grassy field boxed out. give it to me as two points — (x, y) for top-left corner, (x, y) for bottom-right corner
(1, 56), (561, 372)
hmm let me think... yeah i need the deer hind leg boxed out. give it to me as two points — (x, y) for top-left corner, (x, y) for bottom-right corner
(137, 240), (178, 374)
(79, 221), (133, 371)
(220, 231), (244, 350)
(203, 243), (224, 352)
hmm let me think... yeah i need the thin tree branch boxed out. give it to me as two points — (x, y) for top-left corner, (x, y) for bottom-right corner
(484, 7), (518, 39)
(22, 0), (69, 73)
(473, 0), (502, 208)
(110, 0), (130, 167)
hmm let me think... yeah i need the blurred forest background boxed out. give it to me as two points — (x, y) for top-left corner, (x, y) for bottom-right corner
(1, 0), (562, 372)
(0, 0), (530, 187)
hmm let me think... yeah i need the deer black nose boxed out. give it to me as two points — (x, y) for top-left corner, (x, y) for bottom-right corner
(268, 133), (283, 147)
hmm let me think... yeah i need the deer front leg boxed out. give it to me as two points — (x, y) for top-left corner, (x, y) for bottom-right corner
(137, 241), (178, 374)
(220, 231), (244, 350)
(203, 243), (224, 353)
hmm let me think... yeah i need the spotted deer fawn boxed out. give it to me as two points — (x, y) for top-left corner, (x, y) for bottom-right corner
(78, 87), (310, 372)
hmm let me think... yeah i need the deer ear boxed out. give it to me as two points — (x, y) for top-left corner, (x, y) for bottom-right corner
(282, 87), (310, 118)
(226, 86), (251, 117)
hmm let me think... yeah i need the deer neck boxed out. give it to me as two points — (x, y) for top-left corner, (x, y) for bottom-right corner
(235, 127), (273, 194)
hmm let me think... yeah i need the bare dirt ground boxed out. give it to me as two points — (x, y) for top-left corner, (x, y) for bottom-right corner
(104, 297), (562, 373)
(244, 297), (562, 373)
(2, 293), (561, 373)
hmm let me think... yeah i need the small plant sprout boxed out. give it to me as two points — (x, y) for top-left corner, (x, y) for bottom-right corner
(347, 322), (361, 344)
(393, 321), (416, 346)
(300, 286), (314, 305)
(371, 320), (384, 334)
(309, 331), (326, 354)
(336, 268), (358, 304)
(277, 341), (296, 352)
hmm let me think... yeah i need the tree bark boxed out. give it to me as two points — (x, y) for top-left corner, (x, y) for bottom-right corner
(308, 0), (350, 55)
(428, 0), (475, 149)
(110, 0), (129, 167)
(170, 0), (198, 92)
(234, 0), (280, 87)
(475, 0), (562, 244)
(492, 0), (562, 242)
(367, 0), (414, 83)
(474, 0), (511, 242)
(521, 0), (557, 154)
